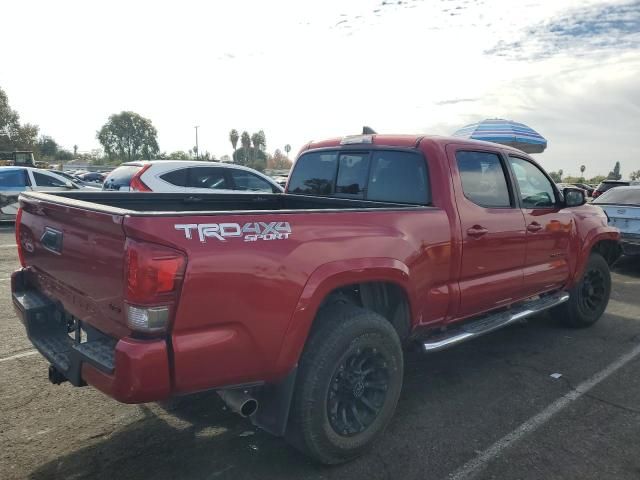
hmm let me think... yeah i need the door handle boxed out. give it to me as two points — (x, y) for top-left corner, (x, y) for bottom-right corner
(467, 225), (488, 238)
(527, 222), (543, 233)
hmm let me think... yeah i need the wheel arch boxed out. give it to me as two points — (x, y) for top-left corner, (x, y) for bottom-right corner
(274, 258), (414, 375)
(571, 230), (621, 286)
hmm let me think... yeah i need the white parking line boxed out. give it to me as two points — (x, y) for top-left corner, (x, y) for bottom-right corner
(0, 349), (38, 363)
(449, 342), (640, 480)
(0, 244), (17, 248)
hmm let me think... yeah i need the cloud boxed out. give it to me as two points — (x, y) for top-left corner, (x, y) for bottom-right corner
(435, 98), (478, 105)
(486, 0), (640, 60)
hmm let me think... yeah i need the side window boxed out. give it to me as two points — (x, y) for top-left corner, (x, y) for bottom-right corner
(335, 153), (370, 198)
(33, 171), (67, 187)
(160, 168), (188, 187)
(287, 152), (338, 195)
(367, 151), (429, 204)
(230, 170), (275, 192)
(508, 156), (556, 208)
(0, 170), (27, 188)
(456, 151), (511, 208)
(186, 167), (229, 190)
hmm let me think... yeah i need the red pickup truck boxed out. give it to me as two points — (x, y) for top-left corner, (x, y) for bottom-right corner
(12, 134), (620, 464)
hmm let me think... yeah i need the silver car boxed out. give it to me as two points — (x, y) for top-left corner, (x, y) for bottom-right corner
(0, 167), (84, 220)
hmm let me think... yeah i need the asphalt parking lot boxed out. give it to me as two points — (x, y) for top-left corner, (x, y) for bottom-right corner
(1, 223), (639, 480)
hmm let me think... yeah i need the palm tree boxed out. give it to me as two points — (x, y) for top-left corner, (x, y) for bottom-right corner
(284, 144), (291, 157)
(229, 129), (239, 156)
(240, 131), (251, 165)
(73, 144), (78, 156)
(251, 132), (261, 162)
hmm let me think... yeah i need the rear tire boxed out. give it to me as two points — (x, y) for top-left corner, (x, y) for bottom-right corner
(285, 303), (403, 464)
(551, 253), (611, 328)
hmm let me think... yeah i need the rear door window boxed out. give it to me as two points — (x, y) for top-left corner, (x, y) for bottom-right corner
(0, 169), (28, 188)
(287, 152), (338, 195)
(186, 167), (229, 190)
(367, 151), (429, 204)
(103, 165), (142, 190)
(229, 170), (276, 192)
(456, 151), (511, 208)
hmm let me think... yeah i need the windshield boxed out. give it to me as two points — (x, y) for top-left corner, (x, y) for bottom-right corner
(594, 188), (640, 205)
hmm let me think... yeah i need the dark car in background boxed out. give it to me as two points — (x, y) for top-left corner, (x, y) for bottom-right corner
(592, 180), (630, 199)
(77, 172), (106, 184)
(570, 183), (595, 197)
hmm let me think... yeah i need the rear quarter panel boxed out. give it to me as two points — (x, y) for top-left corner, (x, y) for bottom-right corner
(123, 207), (453, 392)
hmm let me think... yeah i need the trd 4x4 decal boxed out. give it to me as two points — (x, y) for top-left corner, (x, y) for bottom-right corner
(175, 222), (292, 242)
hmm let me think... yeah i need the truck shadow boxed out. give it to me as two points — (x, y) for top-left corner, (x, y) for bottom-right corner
(613, 255), (640, 278)
(28, 314), (640, 480)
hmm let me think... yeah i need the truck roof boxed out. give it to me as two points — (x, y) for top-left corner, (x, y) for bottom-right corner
(303, 134), (530, 156)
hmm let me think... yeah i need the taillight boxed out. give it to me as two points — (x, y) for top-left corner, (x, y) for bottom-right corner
(15, 207), (25, 267)
(130, 164), (152, 192)
(124, 238), (186, 334)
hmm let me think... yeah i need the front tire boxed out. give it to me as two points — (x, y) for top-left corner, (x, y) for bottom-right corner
(285, 303), (403, 464)
(551, 252), (611, 328)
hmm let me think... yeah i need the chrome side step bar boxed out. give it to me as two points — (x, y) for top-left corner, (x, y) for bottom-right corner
(422, 291), (570, 352)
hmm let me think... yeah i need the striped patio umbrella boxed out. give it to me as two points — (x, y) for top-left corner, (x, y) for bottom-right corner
(452, 119), (547, 154)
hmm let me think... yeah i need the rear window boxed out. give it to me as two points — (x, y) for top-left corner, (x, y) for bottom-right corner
(103, 165), (142, 190)
(594, 188), (640, 205)
(287, 150), (429, 204)
(0, 169), (27, 188)
(596, 181), (629, 193)
(160, 168), (188, 187)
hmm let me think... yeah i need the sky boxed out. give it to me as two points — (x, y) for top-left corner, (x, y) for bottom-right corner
(1, 0), (639, 177)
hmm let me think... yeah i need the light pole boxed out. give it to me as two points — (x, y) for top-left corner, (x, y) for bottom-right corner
(194, 125), (199, 160)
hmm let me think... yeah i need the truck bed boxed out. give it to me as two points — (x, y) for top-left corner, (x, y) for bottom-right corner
(24, 191), (427, 214)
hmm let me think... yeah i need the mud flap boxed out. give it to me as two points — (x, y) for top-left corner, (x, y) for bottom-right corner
(250, 367), (297, 436)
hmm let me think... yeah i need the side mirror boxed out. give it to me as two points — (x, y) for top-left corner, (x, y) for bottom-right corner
(563, 187), (586, 207)
(65, 181), (78, 189)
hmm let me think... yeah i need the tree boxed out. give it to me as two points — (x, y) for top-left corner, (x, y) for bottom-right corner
(268, 149), (293, 169)
(235, 131), (252, 165)
(0, 87), (20, 150)
(607, 162), (622, 180)
(580, 165), (585, 175)
(284, 144), (291, 156)
(12, 123), (39, 150)
(37, 136), (58, 158)
(630, 170), (640, 181)
(73, 144), (78, 156)
(97, 111), (159, 162)
(548, 169), (563, 183)
(229, 129), (239, 155)
(55, 149), (74, 161)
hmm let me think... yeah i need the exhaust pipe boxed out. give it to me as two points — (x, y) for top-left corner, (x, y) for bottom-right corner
(48, 365), (68, 385)
(217, 389), (258, 417)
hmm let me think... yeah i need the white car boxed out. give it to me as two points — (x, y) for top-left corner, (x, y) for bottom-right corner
(0, 166), (87, 220)
(593, 185), (640, 256)
(102, 160), (284, 194)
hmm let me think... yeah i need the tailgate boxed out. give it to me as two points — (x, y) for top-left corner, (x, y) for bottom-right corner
(18, 195), (129, 338)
